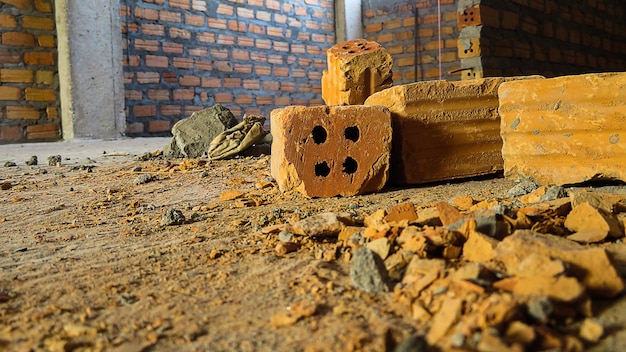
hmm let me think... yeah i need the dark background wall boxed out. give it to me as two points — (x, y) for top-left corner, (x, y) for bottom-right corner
(120, 0), (334, 136)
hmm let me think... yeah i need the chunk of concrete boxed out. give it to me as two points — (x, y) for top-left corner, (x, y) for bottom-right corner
(164, 104), (238, 158)
(322, 39), (393, 106)
(270, 105), (392, 197)
(365, 77), (539, 184)
(498, 72), (626, 185)
(493, 230), (624, 298)
(350, 247), (390, 293)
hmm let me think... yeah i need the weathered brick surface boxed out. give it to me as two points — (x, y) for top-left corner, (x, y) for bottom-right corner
(271, 105), (392, 197)
(365, 77), (533, 185)
(499, 72), (626, 185)
(121, 0), (334, 136)
(321, 39), (393, 106)
(0, 0), (59, 143)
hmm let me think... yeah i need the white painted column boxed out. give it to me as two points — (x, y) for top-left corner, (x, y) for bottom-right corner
(55, 0), (125, 139)
(344, 0), (363, 40)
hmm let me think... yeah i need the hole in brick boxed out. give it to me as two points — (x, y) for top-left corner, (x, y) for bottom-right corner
(312, 126), (327, 144)
(315, 161), (331, 177)
(342, 45), (349, 49)
(344, 126), (359, 142)
(342, 157), (357, 174)
(348, 50), (355, 54)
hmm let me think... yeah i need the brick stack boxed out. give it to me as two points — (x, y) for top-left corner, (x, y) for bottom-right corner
(0, 0), (59, 143)
(120, 0), (334, 136)
(362, 0), (460, 83)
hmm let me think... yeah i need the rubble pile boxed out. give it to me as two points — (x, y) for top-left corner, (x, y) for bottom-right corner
(263, 186), (626, 351)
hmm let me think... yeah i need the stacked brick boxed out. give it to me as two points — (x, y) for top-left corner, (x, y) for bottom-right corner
(120, 0), (334, 136)
(0, 0), (59, 143)
(461, 0), (626, 79)
(362, 0), (460, 84)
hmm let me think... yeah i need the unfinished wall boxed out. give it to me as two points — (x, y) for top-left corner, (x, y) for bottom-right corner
(120, 0), (334, 136)
(460, 0), (626, 78)
(0, 0), (59, 143)
(362, 0), (460, 84)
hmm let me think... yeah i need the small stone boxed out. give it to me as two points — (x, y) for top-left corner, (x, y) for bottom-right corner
(539, 185), (567, 202)
(526, 296), (553, 322)
(507, 253), (565, 278)
(426, 297), (463, 345)
(278, 230), (293, 242)
(384, 202), (418, 223)
(567, 228), (610, 243)
(291, 212), (353, 237)
(505, 321), (536, 345)
(4, 161), (16, 167)
(393, 335), (429, 352)
(219, 190), (246, 201)
(350, 247), (390, 293)
(579, 318), (603, 342)
(565, 202), (623, 238)
(275, 242), (299, 255)
(453, 195), (475, 210)
(25, 155), (37, 166)
(367, 237), (391, 260)
(435, 201), (468, 226)
(462, 231), (499, 262)
(161, 208), (185, 226)
(133, 173), (154, 185)
(506, 179), (538, 198)
(1, 182), (12, 190)
(47, 155), (62, 166)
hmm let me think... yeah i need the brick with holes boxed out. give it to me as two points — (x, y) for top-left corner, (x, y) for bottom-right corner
(270, 105), (392, 197)
(322, 39), (393, 106)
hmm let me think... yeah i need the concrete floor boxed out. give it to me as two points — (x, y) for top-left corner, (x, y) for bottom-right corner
(0, 137), (171, 165)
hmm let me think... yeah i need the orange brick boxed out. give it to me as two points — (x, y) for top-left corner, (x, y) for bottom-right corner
(160, 105), (181, 116)
(499, 73), (626, 185)
(365, 22), (382, 33)
(2, 32), (35, 46)
(179, 75), (200, 86)
(34, 71), (55, 85)
(0, 86), (21, 100)
(22, 16), (55, 30)
(134, 105), (157, 117)
(135, 7), (158, 21)
(0, 126), (23, 141)
(1, 69), (33, 83)
(126, 122), (144, 134)
(147, 89), (170, 100)
(137, 72), (160, 84)
(214, 93), (233, 103)
(0, 14), (17, 28)
(160, 10), (181, 23)
(26, 124), (59, 139)
(37, 34), (55, 47)
(146, 55), (168, 68)
(147, 120), (172, 132)
(25, 88), (56, 102)
(34, 0), (53, 12)
(173, 89), (194, 100)
(46, 106), (57, 120)
(1, 0), (30, 10)
(185, 14), (204, 26)
(170, 0), (190, 10)
(24, 52), (54, 65)
(7, 106), (40, 120)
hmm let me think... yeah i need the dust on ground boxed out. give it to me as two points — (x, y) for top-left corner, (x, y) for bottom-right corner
(0, 154), (625, 351)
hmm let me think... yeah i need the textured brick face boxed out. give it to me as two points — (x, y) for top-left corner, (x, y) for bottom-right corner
(499, 72), (626, 185)
(271, 105), (392, 197)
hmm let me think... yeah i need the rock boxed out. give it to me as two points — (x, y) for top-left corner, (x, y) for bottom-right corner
(496, 276), (586, 303)
(435, 202), (468, 226)
(367, 237), (391, 260)
(579, 318), (603, 342)
(275, 242), (299, 255)
(493, 230), (625, 298)
(393, 335), (429, 352)
(453, 195), (475, 210)
(507, 253), (565, 278)
(526, 296), (553, 322)
(165, 104), (238, 158)
(25, 155), (37, 166)
(564, 202), (623, 238)
(350, 247), (390, 293)
(505, 321), (536, 345)
(506, 178), (538, 198)
(384, 202), (418, 223)
(47, 154), (62, 166)
(321, 39), (393, 106)
(161, 208), (185, 226)
(569, 191), (614, 213)
(567, 228), (610, 243)
(539, 185), (567, 202)
(365, 77), (536, 185)
(499, 72), (626, 185)
(132, 173), (154, 185)
(3, 161), (16, 167)
(426, 297), (463, 345)
(462, 230), (499, 262)
(291, 212), (353, 237)
(219, 190), (246, 201)
(271, 105), (392, 197)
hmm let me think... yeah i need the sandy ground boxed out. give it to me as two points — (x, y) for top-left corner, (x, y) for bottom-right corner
(0, 141), (625, 351)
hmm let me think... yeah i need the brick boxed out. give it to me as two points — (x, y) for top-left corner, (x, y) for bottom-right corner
(0, 14), (17, 28)
(0, 86), (21, 100)
(25, 88), (56, 101)
(137, 72), (160, 84)
(22, 16), (55, 30)
(37, 34), (55, 47)
(458, 38), (480, 58)
(24, 52), (54, 65)
(2, 32), (35, 46)
(270, 105), (392, 197)
(322, 39), (393, 106)
(365, 77), (537, 185)
(6, 106), (40, 120)
(458, 5), (481, 29)
(0, 49), (21, 64)
(35, 70), (54, 85)
(46, 106), (57, 120)
(0, 125), (23, 141)
(499, 72), (626, 185)
(1, 69), (33, 83)
(0, 0), (30, 10)
(147, 120), (171, 133)
(146, 55), (168, 68)
(34, 0), (53, 12)
(135, 7), (158, 21)
(133, 105), (157, 117)
(26, 124), (59, 139)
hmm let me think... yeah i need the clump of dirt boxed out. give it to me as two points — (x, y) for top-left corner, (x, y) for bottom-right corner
(1, 155), (625, 351)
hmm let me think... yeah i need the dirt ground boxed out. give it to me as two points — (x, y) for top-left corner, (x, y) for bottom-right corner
(1, 151), (626, 351)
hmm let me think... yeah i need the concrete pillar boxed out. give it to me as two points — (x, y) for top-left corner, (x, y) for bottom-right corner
(335, 0), (363, 42)
(55, 0), (125, 139)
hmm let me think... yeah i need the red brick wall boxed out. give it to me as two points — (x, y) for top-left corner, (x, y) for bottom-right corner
(120, 0), (334, 136)
(0, 0), (60, 143)
(472, 0), (626, 77)
(362, 0), (460, 83)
